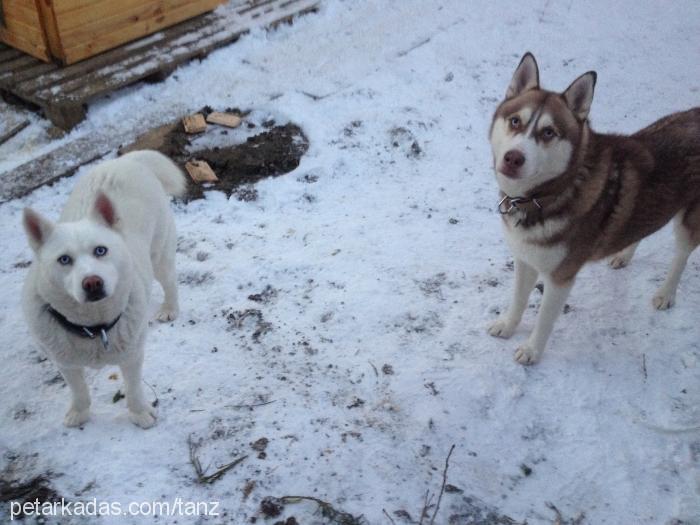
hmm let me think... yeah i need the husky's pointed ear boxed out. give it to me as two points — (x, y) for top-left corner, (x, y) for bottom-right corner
(563, 71), (597, 121)
(23, 208), (54, 252)
(506, 52), (539, 99)
(92, 192), (118, 228)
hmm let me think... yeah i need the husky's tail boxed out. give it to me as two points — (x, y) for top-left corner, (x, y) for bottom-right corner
(122, 150), (186, 197)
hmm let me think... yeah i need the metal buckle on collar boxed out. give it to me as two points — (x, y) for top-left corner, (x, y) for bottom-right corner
(497, 196), (541, 215)
(80, 326), (109, 350)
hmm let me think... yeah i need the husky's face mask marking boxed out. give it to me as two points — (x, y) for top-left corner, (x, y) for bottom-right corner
(489, 53), (596, 197)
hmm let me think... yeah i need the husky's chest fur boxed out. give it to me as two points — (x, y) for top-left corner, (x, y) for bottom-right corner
(501, 213), (568, 274)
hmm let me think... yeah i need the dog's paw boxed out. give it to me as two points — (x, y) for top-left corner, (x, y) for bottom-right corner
(652, 291), (675, 310)
(514, 344), (542, 365)
(488, 318), (516, 339)
(608, 254), (631, 269)
(128, 408), (157, 429)
(64, 408), (90, 427)
(156, 305), (179, 322)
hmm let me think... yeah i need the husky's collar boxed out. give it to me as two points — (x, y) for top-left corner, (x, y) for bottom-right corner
(498, 178), (570, 226)
(498, 193), (557, 226)
(45, 305), (121, 350)
(498, 194), (542, 215)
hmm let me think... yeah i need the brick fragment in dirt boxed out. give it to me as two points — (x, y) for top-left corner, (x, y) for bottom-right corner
(122, 108), (309, 202)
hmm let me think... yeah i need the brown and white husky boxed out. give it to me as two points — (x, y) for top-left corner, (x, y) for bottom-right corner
(488, 52), (700, 365)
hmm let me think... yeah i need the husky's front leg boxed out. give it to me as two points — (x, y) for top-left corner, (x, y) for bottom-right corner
(488, 259), (538, 338)
(515, 275), (573, 365)
(60, 367), (91, 427)
(120, 351), (156, 429)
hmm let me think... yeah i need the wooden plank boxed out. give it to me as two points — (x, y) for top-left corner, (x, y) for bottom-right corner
(0, 47), (24, 63)
(0, 0), (319, 130)
(58, 0), (226, 65)
(55, 0), (214, 31)
(0, 101), (30, 146)
(0, 60), (56, 85)
(12, 10), (216, 95)
(0, 0), (50, 62)
(29, 11), (239, 101)
(0, 25), (51, 63)
(46, 0), (317, 103)
(0, 131), (129, 203)
(57, 0), (318, 105)
(36, 0), (66, 62)
(0, 55), (42, 77)
(0, 119), (30, 146)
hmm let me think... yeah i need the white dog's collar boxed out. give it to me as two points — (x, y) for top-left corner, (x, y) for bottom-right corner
(45, 305), (121, 350)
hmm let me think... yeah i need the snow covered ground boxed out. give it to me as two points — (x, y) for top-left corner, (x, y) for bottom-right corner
(1, 1), (699, 523)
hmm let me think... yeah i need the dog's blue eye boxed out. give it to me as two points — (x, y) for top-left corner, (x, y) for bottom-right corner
(510, 116), (521, 128)
(57, 255), (72, 265)
(542, 127), (556, 139)
(94, 246), (108, 257)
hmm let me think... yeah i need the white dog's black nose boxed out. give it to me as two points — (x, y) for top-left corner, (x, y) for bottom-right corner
(82, 275), (105, 302)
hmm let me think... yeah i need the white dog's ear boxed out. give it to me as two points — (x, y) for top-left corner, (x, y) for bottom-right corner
(92, 192), (118, 228)
(563, 71), (597, 121)
(506, 52), (539, 99)
(23, 208), (54, 252)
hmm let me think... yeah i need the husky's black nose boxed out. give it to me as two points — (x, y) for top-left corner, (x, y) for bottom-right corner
(82, 275), (105, 302)
(504, 150), (525, 171)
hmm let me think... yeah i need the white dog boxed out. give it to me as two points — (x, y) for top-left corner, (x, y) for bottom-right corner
(22, 151), (185, 428)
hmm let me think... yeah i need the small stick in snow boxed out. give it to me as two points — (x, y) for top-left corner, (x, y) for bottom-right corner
(545, 502), (585, 525)
(276, 496), (365, 524)
(642, 353), (647, 381)
(188, 435), (247, 484)
(429, 444), (455, 525)
(418, 490), (433, 525)
(545, 502), (563, 525)
(225, 400), (277, 410)
(368, 360), (379, 377)
(143, 380), (159, 408)
(182, 113), (207, 134)
(382, 508), (397, 524)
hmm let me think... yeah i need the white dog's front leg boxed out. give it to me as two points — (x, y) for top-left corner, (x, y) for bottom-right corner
(488, 259), (538, 338)
(60, 367), (91, 427)
(120, 355), (156, 429)
(515, 276), (573, 365)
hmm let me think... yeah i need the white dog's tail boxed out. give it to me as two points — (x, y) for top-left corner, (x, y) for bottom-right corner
(122, 150), (187, 197)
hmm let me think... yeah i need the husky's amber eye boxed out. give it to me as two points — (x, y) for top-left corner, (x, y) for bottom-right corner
(509, 116), (521, 129)
(94, 246), (108, 257)
(541, 127), (557, 140)
(57, 255), (72, 265)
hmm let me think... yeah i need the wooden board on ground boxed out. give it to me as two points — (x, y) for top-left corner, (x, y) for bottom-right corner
(0, 131), (129, 203)
(0, 0), (320, 130)
(0, 0), (51, 62)
(0, 101), (30, 146)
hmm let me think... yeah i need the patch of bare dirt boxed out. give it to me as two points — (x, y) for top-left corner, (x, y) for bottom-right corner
(120, 108), (308, 202)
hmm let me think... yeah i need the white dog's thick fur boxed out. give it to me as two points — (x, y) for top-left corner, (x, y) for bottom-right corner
(22, 151), (185, 428)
